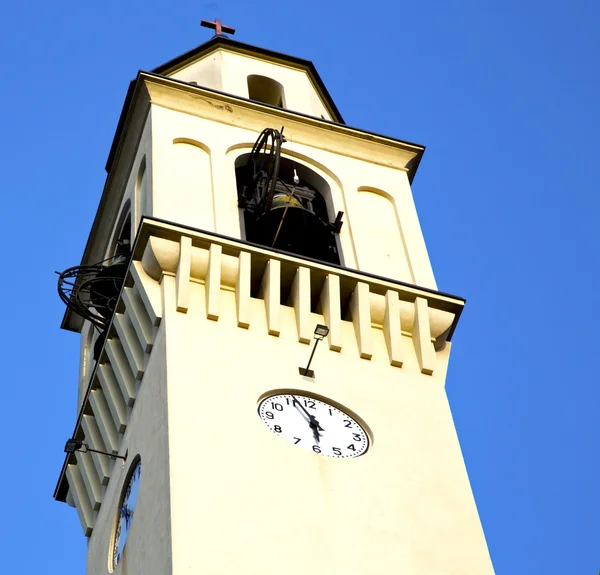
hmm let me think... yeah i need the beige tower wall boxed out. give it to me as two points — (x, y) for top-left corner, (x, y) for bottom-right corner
(156, 253), (492, 574)
(170, 50), (224, 91)
(84, 328), (173, 575)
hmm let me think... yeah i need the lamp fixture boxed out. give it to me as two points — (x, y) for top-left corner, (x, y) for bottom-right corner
(64, 439), (127, 461)
(298, 324), (330, 378)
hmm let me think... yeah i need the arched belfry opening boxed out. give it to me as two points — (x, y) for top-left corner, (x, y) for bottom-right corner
(107, 205), (132, 260)
(247, 75), (285, 108)
(236, 128), (343, 264)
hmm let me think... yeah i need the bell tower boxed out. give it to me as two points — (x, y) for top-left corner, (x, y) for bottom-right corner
(54, 23), (495, 575)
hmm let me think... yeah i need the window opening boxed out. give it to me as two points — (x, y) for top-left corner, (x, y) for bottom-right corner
(236, 128), (343, 264)
(247, 75), (285, 108)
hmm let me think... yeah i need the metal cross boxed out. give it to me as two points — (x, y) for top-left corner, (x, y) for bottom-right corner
(201, 18), (235, 36)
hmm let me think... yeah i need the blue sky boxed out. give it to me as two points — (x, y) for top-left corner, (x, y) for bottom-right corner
(1, 1), (598, 573)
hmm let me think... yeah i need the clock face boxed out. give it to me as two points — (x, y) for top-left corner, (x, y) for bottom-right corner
(111, 459), (141, 571)
(257, 393), (369, 458)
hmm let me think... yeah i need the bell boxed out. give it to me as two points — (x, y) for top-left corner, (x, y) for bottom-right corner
(87, 258), (129, 319)
(254, 192), (333, 261)
(271, 192), (304, 210)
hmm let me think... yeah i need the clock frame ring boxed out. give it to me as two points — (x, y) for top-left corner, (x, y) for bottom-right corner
(257, 389), (374, 458)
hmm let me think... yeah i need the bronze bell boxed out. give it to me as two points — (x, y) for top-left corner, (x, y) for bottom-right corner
(87, 257), (129, 319)
(253, 185), (333, 261)
(270, 192), (304, 210)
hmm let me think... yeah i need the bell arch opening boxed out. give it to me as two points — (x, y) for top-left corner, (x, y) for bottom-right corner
(235, 152), (341, 265)
(247, 75), (285, 108)
(106, 203), (132, 261)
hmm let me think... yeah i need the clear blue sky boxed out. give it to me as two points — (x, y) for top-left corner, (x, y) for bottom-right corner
(1, 1), (598, 573)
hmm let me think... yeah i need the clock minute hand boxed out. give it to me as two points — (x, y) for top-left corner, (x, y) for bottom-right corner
(291, 396), (324, 428)
(291, 396), (325, 442)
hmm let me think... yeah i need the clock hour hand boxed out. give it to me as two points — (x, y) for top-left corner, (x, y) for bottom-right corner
(312, 425), (322, 444)
(291, 395), (325, 442)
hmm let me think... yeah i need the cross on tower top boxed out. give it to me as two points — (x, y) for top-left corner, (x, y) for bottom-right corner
(201, 18), (236, 37)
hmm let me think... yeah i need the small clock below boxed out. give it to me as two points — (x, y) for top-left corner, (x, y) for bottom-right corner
(110, 458), (141, 572)
(258, 393), (369, 458)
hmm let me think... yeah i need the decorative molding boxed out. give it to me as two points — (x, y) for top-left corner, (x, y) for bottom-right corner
(176, 235), (192, 313)
(413, 297), (436, 375)
(236, 251), (251, 328)
(104, 338), (137, 407)
(59, 257), (162, 535)
(383, 290), (404, 367)
(81, 415), (111, 485)
(259, 259), (281, 336)
(75, 451), (103, 511)
(96, 364), (128, 434)
(320, 274), (342, 352)
(206, 243), (222, 321)
(113, 314), (144, 380)
(66, 464), (94, 537)
(290, 266), (312, 344)
(139, 224), (459, 343)
(350, 282), (373, 360)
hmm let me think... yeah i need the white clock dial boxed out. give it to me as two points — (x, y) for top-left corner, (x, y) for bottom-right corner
(111, 459), (141, 571)
(258, 393), (369, 458)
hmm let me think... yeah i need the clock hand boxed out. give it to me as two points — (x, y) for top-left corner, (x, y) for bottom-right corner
(291, 396), (324, 428)
(291, 396), (325, 440)
(291, 396), (313, 426)
(312, 425), (322, 444)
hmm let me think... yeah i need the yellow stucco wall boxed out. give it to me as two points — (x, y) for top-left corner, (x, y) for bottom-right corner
(62, 47), (494, 575)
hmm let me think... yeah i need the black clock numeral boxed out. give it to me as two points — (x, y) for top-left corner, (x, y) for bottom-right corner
(265, 411), (274, 420)
(285, 397), (291, 405)
(271, 402), (283, 411)
(293, 437), (301, 444)
(328, 408), (333, 416)
(274, 425), (282, 433)
(332, 447), (342, 456)
(347, 444), (356, 452)
(352, 433), (362, 442)
(304, 399), (316, 409)
(343, 419), (352, 428)
(312, 445), (321, 453)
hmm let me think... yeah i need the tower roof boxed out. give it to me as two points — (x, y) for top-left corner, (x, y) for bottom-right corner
(152, 35), (345, 122)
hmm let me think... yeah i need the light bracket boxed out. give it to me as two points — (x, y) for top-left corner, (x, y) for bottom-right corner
(298, 324), (330, 378)
(64, 439), (127, 461)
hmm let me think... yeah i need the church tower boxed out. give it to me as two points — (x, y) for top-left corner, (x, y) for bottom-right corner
(54, 22), (495, 575)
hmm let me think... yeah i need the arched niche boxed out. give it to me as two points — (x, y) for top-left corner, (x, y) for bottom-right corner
(106, 200), (132, 261)
(234, 152), (342, 264)
(356, 187), (413, 283)
(134, 156), (149, 232)
(247, 75), (285, 108)
(168, 139), (214, 231)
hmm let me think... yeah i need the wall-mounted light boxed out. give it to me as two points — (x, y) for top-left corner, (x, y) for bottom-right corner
(64, 439), (127, 461)
(298, 324), (330, 378)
